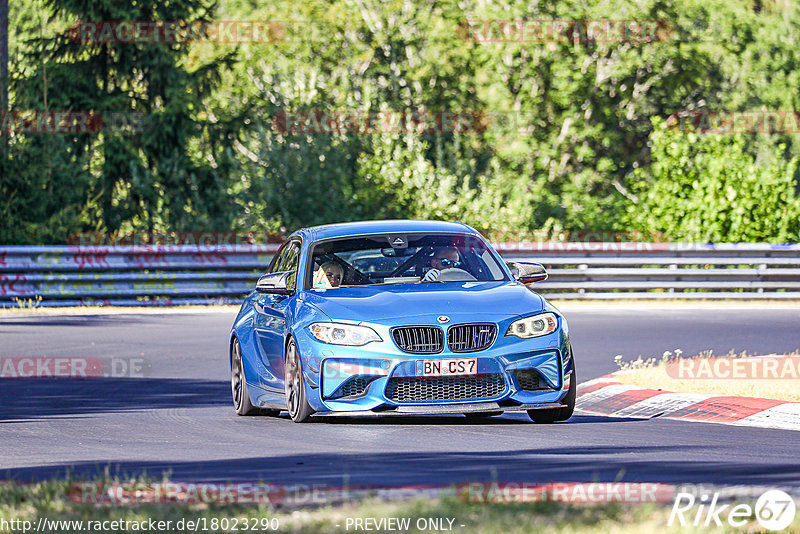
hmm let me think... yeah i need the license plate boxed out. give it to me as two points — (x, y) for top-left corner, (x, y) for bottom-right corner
(416, 357), (478, 377)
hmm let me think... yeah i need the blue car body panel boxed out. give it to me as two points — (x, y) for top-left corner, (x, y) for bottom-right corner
(230, 220), (574, 416)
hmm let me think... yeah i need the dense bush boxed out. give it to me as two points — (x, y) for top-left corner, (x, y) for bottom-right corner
(1, 0), (799, 243)
(628, 118), (800, 241)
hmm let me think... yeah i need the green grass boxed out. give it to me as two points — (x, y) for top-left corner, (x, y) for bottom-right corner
(2, 478), (799, 533)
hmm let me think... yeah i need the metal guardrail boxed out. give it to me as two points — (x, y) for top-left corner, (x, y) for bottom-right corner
(0, 245), (278, 307)
(498, 242), (800, 299)
(1, 243), (799, 307)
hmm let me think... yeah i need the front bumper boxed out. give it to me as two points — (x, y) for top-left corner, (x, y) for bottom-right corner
(294, 325), (573, 414)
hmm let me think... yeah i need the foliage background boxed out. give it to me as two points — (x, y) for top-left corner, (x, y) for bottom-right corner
(1, 0), (799, 244)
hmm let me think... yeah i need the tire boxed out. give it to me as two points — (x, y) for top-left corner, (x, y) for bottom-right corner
(527, 369), (576, 424)
(231, 337), (259, 416)
(285, 338), (315, 423)
(231, 337), (280, 417)
(464, 411), (503, 419)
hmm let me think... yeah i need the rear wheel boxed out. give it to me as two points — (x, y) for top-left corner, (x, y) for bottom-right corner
(231, 338), (280, 417)
(232, 338), (257, 415)
(527, 370), (576, 424)
(285, 339), (315, 423)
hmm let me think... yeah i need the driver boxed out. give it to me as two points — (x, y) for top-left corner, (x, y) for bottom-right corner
(313, 261), (344, 288)
(422, 247), (461, 282)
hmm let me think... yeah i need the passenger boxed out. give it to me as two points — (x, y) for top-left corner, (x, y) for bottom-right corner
(313, 261), (344, 288)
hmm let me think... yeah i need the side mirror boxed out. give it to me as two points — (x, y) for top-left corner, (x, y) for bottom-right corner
(508, 261), (548, 283)
(505, 261), (520, 278)
(256, 271), (295, 295)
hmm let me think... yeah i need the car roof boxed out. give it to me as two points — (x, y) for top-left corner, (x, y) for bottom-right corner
(292, 220), (478, 242)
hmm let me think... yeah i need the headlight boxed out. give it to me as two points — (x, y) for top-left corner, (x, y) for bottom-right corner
(308, 323), (382, 346)
(506, 313), (557, 339)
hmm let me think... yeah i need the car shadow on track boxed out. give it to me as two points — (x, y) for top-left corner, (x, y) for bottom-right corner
(5, 443), (800, 487)
(0, 378), (642, 426)
(0, 378), (230, 422)
(0, 377), (640, 425)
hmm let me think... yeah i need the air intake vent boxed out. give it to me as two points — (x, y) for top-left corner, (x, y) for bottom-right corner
(447, 323), (497, 352)
(326, 376), (376, 400)
(391, 326), (444, 354)
(515, 369), (551, 391)
(385, 374), (506, 402)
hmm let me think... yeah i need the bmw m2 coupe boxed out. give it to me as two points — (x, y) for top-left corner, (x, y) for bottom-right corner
(229, 220), (576, 423)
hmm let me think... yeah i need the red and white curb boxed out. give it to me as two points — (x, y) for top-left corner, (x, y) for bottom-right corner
(576, 375), (800, 431)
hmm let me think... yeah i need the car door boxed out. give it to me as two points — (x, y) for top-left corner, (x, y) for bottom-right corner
(253, 238), (301, 392)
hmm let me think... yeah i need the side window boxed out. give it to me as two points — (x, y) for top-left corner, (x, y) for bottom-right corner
(277, 240), (301, 289)
(277, 241), (300, 271)
(267, 241), (290, 274)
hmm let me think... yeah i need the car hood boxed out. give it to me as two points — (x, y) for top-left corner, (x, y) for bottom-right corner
(301, 281), (544, 324)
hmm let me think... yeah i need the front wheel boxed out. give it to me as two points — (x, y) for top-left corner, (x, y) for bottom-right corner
(285, 339), (315, 423)
(528, 369), (576, 424)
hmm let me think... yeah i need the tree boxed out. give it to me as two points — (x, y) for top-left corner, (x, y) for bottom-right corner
(2, 0), (241, 243)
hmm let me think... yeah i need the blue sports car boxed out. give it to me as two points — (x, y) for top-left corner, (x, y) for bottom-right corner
(229, 220), (575, 423)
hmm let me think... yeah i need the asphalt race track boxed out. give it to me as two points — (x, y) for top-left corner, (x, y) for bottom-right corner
(2, 305), (800, 488)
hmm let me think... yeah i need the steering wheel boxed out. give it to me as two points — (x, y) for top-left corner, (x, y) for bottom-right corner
(436, 268), (478, 282)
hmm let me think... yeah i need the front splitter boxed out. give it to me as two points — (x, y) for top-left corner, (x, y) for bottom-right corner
(312, 402), (566, 417)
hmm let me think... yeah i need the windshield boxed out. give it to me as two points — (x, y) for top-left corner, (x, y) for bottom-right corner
(305, 233), (509, 290)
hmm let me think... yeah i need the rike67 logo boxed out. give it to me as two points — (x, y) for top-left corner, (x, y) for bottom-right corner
(669, 489), (796, 531)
